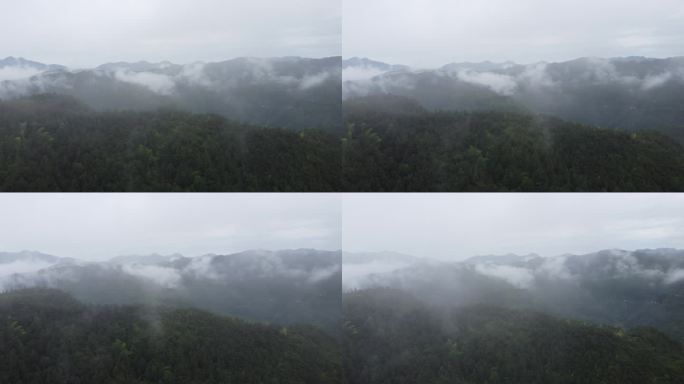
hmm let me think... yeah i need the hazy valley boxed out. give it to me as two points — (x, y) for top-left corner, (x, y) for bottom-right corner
(343, 248), (684, 383)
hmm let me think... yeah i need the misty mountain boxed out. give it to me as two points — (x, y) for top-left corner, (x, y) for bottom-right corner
(0, 250), (67, 264)
(0, 56), (65, 72)
(342, 57), (410, 82)
(345, 248), (684, 342)
(0, 56), (341, 131)
(441, 60), (519, 73)
(108, 253), (185, 265)
(0, 249), (341, 334)
(95, 60), (183, 73)
(343, 287), (684, 384)
(463, 253), (541, 265)
(0, 251), (76, 287)
(343, 251), (427, 290)
(343, 251), (422, 265)
(0, 288), (342, 384)
(343, 56), (684, 141)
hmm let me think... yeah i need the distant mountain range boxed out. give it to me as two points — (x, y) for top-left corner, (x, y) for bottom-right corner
(0, 56), (341, 130)
(343, 56), (684, 141)
(344, 248), (684, 342)
(4, 55), (684, 138)
(0, 56), (66, 72)
(0, 249), (341, 332)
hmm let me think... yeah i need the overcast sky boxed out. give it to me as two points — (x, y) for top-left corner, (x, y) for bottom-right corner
(343, 0), (684, 68)
(0, 0), (340, 68)
(342, 194), (684, 260)
(0, 194), (341, 260)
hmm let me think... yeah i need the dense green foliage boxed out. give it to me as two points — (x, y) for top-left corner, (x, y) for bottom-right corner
(343, 288), (684, 384)
(2, 94), (683, 191)
(0, 95), (341, 191)
(342, 95), (684, 191)
(0, 288), (342, 384)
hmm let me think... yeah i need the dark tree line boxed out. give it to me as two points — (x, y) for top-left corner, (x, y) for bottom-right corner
(0, 94), (341, 191)
(342, 95), (684, 191)
(343, 287), (684, 384)
(0, 288), (342, 384)
(1, 94), (683, 191)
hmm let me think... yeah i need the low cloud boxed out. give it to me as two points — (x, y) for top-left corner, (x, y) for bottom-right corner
(179, 62), (212, 87)
(0, 260), (57, 290)
(343, 57), (684, 102)
(113, 70), (176, 95)
(308, 264), (341, 283)
(121, 264), (182, 288)
(299, 71), (332, 90)
(0, 66), (43, 82)
(474, 263), (534, 288)
(455, 70), (518, 95)
(664, 269), (684, 284)
(0, 57), (337, 102)
(343, 259), (413, 290)
(1, 250), (341, 293)
(342, 67), (387, 82)
(185, 255), (221, 280)
(519, 63), (556, 88)
(642, 72), (675, 90)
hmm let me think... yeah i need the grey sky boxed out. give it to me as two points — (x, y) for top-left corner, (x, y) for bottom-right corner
(1, 0), (341, 68)
(0, 194), (341, 260)
(343, 0), (684, 68)
(342, 194), (684, 261)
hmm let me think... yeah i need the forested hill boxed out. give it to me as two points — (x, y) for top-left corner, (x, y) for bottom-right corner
(342, 95), (684, 191)
(0, 288), (342, 384)
(342, 288), (684, 384)
(2, 94), (684, 191)
(0, 94), (342, 191)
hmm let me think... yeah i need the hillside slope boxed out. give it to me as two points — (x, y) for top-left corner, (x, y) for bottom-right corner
(343, 95), (684, 191)
(0, 288), (342, 384)
(343, 288), (684, 384)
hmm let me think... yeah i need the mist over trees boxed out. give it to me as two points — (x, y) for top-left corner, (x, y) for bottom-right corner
(342, 95), (684, 191)
(343, 287), (684, 384)
(343, 248), (684, 344)
(343, 56), (684, 142)
(0, 249), (341, 334)
(0, 288), (342, 384)
(2, 56), (684, 191)
(2, 92), (683, 191)
(3, 243), (684, 384)
(0, 249), (344, 383)
(0, 56), (342, 131)
(342, 247), (684, 383)
(340, 56), (684, 192)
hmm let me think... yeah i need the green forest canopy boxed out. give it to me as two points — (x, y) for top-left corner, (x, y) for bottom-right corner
(0, 94), (683, 191)
(343, 287), (684, 384)
(0, 288), (342, 384)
